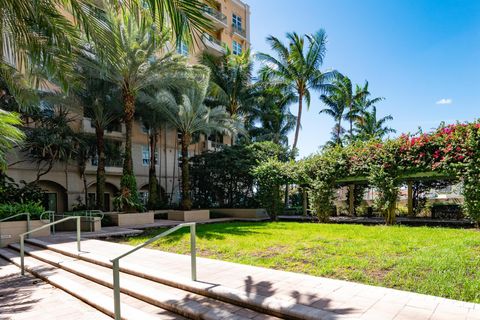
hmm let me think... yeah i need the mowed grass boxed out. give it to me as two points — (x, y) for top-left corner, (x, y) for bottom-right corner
(122, 222), (480, 303)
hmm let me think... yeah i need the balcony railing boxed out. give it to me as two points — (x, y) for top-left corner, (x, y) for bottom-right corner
(202, 33), (227, 55)
(232, 24), (246, 38)
(202, 5), (227, 25)
(91, 157), (123, 168)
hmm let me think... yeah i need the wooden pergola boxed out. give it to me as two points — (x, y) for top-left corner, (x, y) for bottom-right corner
(336, 171), (456, 216)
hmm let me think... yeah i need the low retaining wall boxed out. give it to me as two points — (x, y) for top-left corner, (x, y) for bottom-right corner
(168, 210), (210, 222)
(54, 217), (102, 232)
(209, 208), (269, 219)
(0, 220), (50, 247)
(104, 212), (154, 227)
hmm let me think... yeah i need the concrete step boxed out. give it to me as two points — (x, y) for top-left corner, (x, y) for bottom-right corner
(25, 238), (323, 320)
(8, 242), (280, 320)
(0, 247), (183, 320)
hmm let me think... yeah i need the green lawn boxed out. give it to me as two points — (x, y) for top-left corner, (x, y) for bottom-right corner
(121, 222), (480, 303)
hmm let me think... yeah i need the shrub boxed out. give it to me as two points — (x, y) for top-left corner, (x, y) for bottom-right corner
(0, 202), (45, 221)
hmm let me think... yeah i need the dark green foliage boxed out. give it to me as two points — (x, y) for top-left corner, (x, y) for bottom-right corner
(189, 142), (289, 209)
(0, 174), (43, 204)
(0, 201), (44, 220)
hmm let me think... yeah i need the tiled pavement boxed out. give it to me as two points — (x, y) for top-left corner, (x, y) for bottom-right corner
(0, 258), (112, 320)
(26, 236), (480, 320)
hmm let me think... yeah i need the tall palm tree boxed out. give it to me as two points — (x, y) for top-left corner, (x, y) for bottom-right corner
(75, 65), (122, 210)
(201, 50), (256, 142)
(355, 106), (395, 141)
(0, 109), (24, 170)
(250, 84), (296, 146)
(136, 93), (167, 209)
(0, 0), (212, 106)
(256, 30), (334, 152)
(95, 9), (188, 204)
(326, 75), (368, 138)
(138, 67), (242, 210)
(319, 90), (346, 145)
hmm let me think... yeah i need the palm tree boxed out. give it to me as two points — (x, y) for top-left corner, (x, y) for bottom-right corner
(201, 50), (256, 141)
(138, 67), (242, 210)
(75, 65), (122, 210)
(250, 84), (296, 146)
(136, 93), (167, 210)
(0, 0), (211, 106)
(319, 90), (346, 145)
(0, 109), (24, 170)
(94, 9), (189, 204)
(325, 75), (368, 138)
(355, 106), (395, 140)
(256, 30), (334, 152)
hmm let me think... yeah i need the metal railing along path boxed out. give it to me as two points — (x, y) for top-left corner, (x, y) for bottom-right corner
(110, 222), (197, 320)
(19, 216), (82, 275)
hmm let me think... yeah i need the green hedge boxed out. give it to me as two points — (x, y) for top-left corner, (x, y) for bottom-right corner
(0, 202), (45, 221)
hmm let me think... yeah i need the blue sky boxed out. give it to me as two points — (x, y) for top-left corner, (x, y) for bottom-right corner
(247, 0), (480, 157)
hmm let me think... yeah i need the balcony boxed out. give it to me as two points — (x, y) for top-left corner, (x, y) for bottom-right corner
(232, 24), (246, 39)
(202, 5), (227, 30)
(204, 140), (225, 152)
(82, 117), (125, 140)
(87, 157), (123, 175)
(202, 33), (227, 56)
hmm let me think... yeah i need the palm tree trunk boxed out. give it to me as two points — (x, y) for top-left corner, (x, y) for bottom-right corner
(337, 118), (342, 145)
(96, 126), (106, 210)
(180, 133), (192, 211)
(122, 87), (134, 176)
(147, 129), (158, 209)
(292, 91), (303, 151)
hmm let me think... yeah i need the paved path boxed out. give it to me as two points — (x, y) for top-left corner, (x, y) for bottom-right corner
(32, 237), (480, 320)
(0, 258), (111, 320)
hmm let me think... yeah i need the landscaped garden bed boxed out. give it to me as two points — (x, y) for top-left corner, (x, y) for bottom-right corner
(121, 221), (480, 303)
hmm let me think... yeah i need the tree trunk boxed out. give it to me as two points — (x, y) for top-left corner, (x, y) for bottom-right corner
(292, 91), (303, 151)
(180, 133), (192, 211)
(337, 118), (342, 145)
(122, 87), (135, 177)
(147, 129), (158, 209)
(96, 126), (106, 210)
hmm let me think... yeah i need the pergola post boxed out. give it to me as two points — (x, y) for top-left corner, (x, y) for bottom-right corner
(407, 181), (413, 216)
(349, 184), (354, 216)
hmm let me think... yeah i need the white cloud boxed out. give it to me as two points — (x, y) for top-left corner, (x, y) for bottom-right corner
(436, 98), (453, 105)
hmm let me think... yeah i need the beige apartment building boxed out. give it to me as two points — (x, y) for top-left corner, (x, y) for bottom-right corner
(6, 0), (251, 212)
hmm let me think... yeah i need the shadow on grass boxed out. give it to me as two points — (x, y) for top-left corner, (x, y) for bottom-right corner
(133, 222), (273, 244)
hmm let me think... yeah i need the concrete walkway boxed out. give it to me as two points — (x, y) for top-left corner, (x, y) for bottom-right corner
(28, 236), (480, 320)
(0, 258), (111, 320)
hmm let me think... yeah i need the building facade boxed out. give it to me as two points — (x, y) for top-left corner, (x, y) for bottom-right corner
(5, 0), (250, 212)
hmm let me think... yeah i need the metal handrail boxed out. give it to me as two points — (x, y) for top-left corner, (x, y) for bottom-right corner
(19, 216), (82, 275)
(110, 222), (197, 320)
(0, 213), (31, 246)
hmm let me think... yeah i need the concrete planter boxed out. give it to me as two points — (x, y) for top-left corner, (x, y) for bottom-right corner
(54, 216), (102, 232)
(104, 212), (154, 227)
(168, 210), (210, 222)
(0, 220), (50, 247)
(209, 208), (269, 219)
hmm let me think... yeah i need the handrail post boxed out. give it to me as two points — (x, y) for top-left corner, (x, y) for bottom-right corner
(190, 223), (197, 281)
(51, 212), (56, 235)
(26, 213), (30, 239)
(77, 216), (81, 252)
(112, 259), (121, 320)
(20, 234), (25, 275)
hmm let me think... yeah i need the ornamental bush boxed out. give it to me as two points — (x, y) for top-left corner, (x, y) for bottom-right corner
(291, 121), (480, 225)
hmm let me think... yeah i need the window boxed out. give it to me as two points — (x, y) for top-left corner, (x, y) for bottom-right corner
(142, 145), (150, 166)
(232, 14), (242, 29)
(232, 40), (242, 55)
(87, 193), (96, 208)
(177, 41), (189, 56)
(142, 145), (158, 166)
(141, 124), (149, 134)
(139, 192), (148, 205)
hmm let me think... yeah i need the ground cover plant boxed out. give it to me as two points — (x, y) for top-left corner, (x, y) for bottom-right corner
(122, 222), (480, 303)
